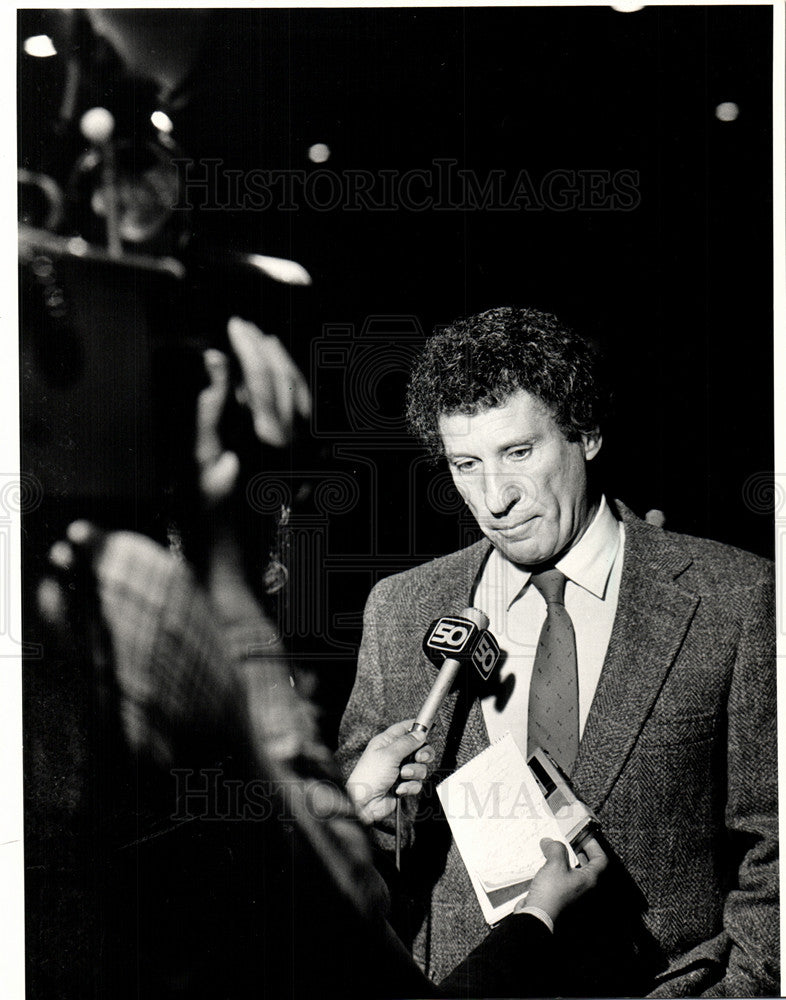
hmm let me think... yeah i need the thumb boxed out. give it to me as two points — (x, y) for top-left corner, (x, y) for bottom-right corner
(388, 728), (426, 760)
(201, 450), (240, 504)
(539, 838), (570, 868)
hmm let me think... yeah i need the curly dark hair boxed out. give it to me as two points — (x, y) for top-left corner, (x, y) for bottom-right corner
(406, 306), (609, 459)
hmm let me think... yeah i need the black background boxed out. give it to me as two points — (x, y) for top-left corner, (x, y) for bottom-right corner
(18, 7), (775, 997)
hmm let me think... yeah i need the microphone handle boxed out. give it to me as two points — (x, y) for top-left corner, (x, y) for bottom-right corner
(395, 798), (402, 871)
(410, 656), (462, 734)
(397, 608), (490, 869)
(398, 656), (461, 869)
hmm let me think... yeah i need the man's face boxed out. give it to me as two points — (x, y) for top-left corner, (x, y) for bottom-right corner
(439, 389), (602, 566)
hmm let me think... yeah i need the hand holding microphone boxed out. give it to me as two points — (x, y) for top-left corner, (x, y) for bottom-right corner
(346, 720), (435, 825)
(391, 607), (501, 867)
(347, 609), (500, 853)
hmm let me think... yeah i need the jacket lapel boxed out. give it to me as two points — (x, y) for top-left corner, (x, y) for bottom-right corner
(570, 504), (699, 811)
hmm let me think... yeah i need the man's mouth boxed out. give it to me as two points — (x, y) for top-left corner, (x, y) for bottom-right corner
(492, 516), (538, 539)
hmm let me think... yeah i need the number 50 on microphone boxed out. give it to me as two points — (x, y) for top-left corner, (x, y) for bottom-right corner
(422, 614), (501, 680)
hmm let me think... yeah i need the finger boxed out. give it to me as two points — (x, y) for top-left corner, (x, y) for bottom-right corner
(200, 450), (240, 504)
(195, 349), (230, 466)
(581, 857), (607, 884)
(48, 539), (74, 571)
(254, 332), (311, 430)
(62, 520), (108, 575)
(386, 730), (427, 764)
(37, 576), (68, 628)
(400, 762), (428, 781)
(578, 836), (608, 876)
(227, 317), (288, 447)
(395, 780), (423, 797)
(66, 519), (103, 550)
(227, 315), (264, 364)
(539, 838), (570, 869)
(381, 719), (418, 738)
(293, 365), (312, 419)
(250, 409), (288, 448)
(40, 520), (107, 630)
(579, 834), (606, 863)
(280, 342), (312, 420)
(413, 744), (434, 764)
(204, 346), (230, 391)
(262, 335), (300, 434)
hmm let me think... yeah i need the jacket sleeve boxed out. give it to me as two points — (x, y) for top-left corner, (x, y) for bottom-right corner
(437, 914), (555, 999)
(712, 564), (779, 996)
(648, 565), (779, 998)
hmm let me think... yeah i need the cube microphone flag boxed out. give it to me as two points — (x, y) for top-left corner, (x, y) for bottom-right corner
(412, 607), (501, 734)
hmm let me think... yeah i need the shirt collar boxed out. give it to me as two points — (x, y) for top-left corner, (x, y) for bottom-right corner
(492, 495), (621, 611)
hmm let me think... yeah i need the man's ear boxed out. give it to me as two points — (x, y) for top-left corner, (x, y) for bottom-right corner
(581, 429), (603, 461)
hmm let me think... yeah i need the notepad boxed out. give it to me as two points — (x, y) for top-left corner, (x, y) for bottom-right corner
(436, 731), (577, 924)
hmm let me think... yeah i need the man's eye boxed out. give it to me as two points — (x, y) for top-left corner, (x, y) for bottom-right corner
(507, 448), (531, 461)
(453, 461), (477, 473)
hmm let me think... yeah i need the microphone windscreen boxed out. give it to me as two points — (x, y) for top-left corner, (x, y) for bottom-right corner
(461, 606), (489, 631)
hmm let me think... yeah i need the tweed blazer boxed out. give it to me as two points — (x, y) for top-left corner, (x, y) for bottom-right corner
(336, 500), (778, 997)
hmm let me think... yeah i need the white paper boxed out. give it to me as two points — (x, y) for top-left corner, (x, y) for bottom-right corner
(437, 732), (576, 924)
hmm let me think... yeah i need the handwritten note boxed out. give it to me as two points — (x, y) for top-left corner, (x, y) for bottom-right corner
(437, 731), (576, 924)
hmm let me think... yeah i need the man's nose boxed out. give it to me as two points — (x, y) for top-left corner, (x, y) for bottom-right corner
(483, 474), (522, 517)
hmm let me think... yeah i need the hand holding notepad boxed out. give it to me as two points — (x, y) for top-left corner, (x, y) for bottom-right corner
(437, 731), (577, 924)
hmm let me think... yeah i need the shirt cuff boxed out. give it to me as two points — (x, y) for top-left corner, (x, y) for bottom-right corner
(514, 905), (554, 934)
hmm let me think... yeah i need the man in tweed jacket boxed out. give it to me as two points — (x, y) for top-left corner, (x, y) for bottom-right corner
(336, 306), (777, 997)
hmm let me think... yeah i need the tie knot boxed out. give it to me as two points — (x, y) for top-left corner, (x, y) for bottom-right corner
(529, 567), (567, 605)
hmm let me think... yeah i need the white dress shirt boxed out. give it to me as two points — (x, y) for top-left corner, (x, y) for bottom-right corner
(473, 496), (625, 761)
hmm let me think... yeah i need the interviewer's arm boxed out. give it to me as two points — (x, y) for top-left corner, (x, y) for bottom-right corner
(439, 836), (608, 998)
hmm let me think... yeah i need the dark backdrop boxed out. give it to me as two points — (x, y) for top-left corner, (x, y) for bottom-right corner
(18, 6), (774, 997)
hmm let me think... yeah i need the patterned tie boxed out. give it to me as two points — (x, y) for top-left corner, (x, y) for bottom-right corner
(527, 568), (579, 773)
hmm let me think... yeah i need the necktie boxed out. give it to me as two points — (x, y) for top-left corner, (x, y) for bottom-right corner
(527, 568), (579, 773)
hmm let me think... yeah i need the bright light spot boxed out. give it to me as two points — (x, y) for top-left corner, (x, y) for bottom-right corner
(24, 35), (57, 58)
(80, 107), (115, 144)
(308, 143), (331, 164)
(610, 2), (645, 11)
(715, 102), (740, 122)
(150, 110), (174, 134)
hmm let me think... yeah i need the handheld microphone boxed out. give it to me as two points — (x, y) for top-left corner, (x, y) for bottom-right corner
(395, 608), (500, 870)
